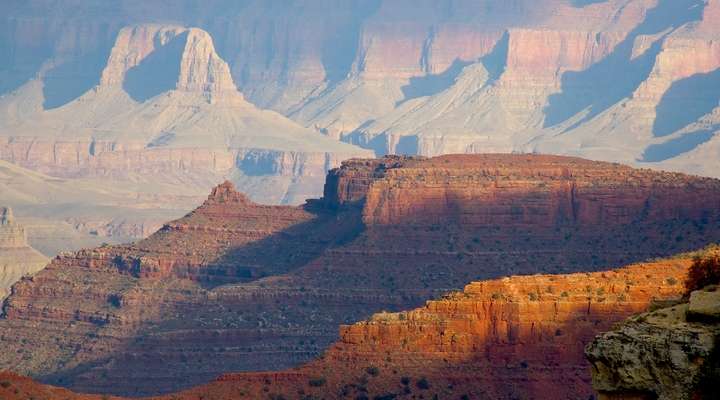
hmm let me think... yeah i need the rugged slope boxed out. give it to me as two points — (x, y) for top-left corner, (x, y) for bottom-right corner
(3, 0), (719, 180)
(350, 0), (720, 178)
(0, 256), (695, 400)
(1, 154), (720, 396)
(586, 250), (720, 400)
(0, 23), (372, 208)
(179, 258), (690, 400)
(0, 207), (48, 301)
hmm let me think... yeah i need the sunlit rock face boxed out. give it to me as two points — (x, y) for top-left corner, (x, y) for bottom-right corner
(2, 154), (720, 396)
(0, 257), (693, 400)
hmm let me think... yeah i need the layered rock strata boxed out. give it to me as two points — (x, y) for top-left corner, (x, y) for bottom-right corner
(0, 257), (694, 400)
(1, 155), (720, 396)
(194, 258), (689, 400)
(0, 23), (372, 205)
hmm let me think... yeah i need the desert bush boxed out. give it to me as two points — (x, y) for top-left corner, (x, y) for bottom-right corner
(366, 366), (380, 377)
(308, 377), (326, 387)
(685, 250), (720, 294)
(416, 377), (430, 390)
(0, 380), (11, 388)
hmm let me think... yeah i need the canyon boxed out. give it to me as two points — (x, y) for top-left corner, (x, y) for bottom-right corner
(0, 252), (700, 399)
(1, 154), (720, 396)
(3, 0), (720, 252)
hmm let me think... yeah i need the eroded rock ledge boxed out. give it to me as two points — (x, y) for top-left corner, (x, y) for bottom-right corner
(586, 251), (720, 400)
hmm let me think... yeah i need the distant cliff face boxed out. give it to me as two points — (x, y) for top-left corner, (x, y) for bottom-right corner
(1, 155), (720, 396)
(3, 0), (719, 182)
(0, 207), (48, 301)
(0, 21), (372, 209)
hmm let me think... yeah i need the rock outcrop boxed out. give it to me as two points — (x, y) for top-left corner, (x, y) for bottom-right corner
(585, 250), (720, 400)
(1, 155), (720, 396)
(0, 207), (49, 300)
(2, 1), (719, 255)
(586, 289), (720, 400)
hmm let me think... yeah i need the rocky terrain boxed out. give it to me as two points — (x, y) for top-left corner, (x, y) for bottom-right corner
(586, 248), (720, 400)
(0, 207), (48, 301)
(0, 16), (371, 252)
(1, 154), (720, 396)
(0, 255), (695, 399)
(0, 22), (371, 205)
(2, 0), (719, 252)
(179, 257), (690, 400)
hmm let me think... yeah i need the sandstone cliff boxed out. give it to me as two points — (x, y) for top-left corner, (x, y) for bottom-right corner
(0, 207), (49, 301)
(0, 155), (719, 396)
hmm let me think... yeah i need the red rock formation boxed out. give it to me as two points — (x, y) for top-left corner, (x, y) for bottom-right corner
(1, 155), (719, 396)
(0, 257), (692, 400)
(196, 258), (690, 400)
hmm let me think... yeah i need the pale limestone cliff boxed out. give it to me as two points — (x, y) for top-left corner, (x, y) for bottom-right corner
(0, 23), (372, 208)
(0, 207), (49, 301)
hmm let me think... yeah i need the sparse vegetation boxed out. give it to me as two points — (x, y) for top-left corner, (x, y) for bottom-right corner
(366, 366), (380, 377)
(0, 380), (11, 388)
(685, 249), (720, 294)
(308, 377), (326, 387)
(528, 292), (539, 301)
(416, 377), (430, 390)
